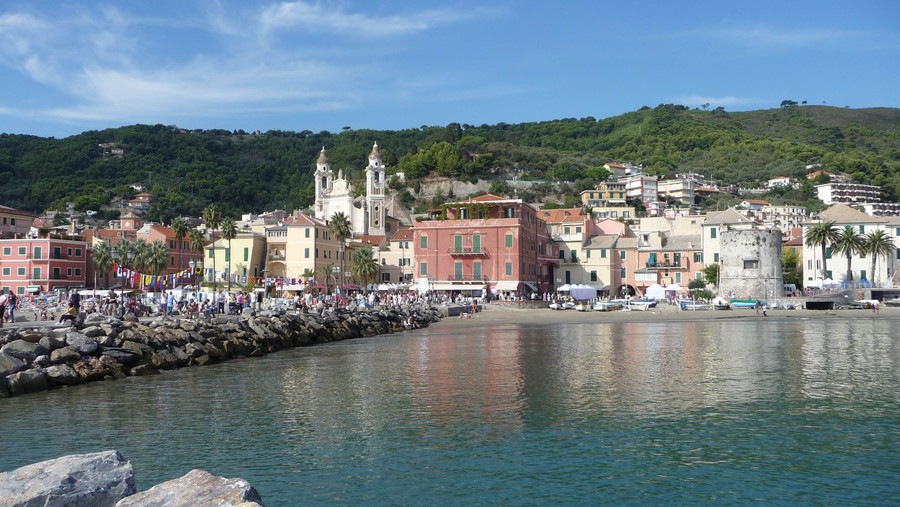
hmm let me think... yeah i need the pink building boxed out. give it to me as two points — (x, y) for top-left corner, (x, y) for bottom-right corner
(0, 238), (89, 295)
(413, 194), (559, 297)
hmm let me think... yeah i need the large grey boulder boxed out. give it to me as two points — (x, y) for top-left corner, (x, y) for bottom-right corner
(115, 469), (264, 507)
(45, 364), (82, 386)
(66, 332), (99, 355)
(1, 339), (49, 363)
(6, 368), (48, 395)
(50, 346), (83, 364)
(0, 351), (25, 377)
(0, 450), (135, 507)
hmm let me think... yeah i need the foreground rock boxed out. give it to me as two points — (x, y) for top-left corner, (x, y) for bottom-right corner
(116, 469), (264, 507)
(0, 451), (266, 507)
(0, 304), (441, 398)
(0, 450), (135, 507)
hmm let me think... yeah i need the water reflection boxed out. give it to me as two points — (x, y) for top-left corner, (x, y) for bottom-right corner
(0, 319), (896, 505)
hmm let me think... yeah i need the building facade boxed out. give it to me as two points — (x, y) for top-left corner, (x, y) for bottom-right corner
(0, 238), (89, 295)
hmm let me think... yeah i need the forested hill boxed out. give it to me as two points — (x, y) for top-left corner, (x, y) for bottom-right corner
(0, 104), (897, 223)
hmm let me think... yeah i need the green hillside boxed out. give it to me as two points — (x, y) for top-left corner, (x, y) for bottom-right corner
(0, 104), (897, 223)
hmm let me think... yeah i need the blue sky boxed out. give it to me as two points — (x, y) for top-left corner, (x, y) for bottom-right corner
(0, 0), (897, 138)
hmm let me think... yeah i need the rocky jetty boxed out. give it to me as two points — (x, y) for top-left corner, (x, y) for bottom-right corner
(0, 451), (264, 506)
(0, 305), (441, 398)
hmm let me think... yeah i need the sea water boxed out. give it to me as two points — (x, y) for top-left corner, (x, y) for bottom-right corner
(1, 318), (897, 505)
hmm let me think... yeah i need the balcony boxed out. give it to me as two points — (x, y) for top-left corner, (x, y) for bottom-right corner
(447, 247), (489, 257)
(267, 253), (286, 261)
(645, 260), (682, 269)
(446, 275), (488, 282)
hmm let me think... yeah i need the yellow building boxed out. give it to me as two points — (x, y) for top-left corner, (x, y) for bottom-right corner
(207, 232), (267, 288)
(264, 213), (343, 284)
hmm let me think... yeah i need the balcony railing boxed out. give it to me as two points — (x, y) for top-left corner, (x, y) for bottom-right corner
(446, 275), (488, 282)
(447, 247), (489, 257)
(645, 260), (682, 269)
(268, 254), (286, 261)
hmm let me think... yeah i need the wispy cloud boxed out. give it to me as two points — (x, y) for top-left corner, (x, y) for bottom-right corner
(693, 25), (864, 48)
(0, 2), (500, 126)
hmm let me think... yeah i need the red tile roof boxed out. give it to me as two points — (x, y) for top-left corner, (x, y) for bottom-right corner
(539, 208), (585, 224)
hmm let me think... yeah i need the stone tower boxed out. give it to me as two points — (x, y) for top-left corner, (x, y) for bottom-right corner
(365, 142), (386, 236)
(719, 228), (784, 301)
(313, 147), (332, 220)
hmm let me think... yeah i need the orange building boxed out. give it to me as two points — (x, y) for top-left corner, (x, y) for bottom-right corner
(413, 194), (559, 297)
(0, 238), (89, 295)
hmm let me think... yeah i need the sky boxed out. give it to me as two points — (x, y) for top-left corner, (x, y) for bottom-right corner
(0, 0), (897, 138)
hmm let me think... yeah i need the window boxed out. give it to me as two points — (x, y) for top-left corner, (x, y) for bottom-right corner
(586, 250), (591, 259)
(576, 226), (582, 234)
(590, 270), (597, 282)
(17, 267), (25, 276)
(861, 270), (867, 281)
(694, 252), (703, 262)
(243, 248), (248, 262)
(454, 262), (463, 280)
(18, 246), (26, 255)
(67, 268), (73, 276)
(33, 268), (40, 279)
(473, 234), (481, 253)
(559, 249), (565, 259)
(170, 240), (175, 249)
(601, 249), (607, 258)
(315, 248), (319, 258)
(420, 236), (428, 249)
(620, 251), (626, 260)
(1, 247), (9, 256)
(1, 267), (8, 276)
(224, 248), (230, 262)
(714, 253), (720, 263)
(304, 247), (310, 259)
(505, 262), (512, 276)
(67, 248), (73, 256)
(623, 211), (630, 218)
(505, 233), (513, 248)
(743, 259), (759, 269)
(473, 261), (482, 280)
(420, 262), (428, 276)
(825, 247), (832, 259)
(570, 251), (577, 262)
(675, 272), (682, 283)
(564, 226), (570, 235)
(620, 267), (626, 278)
(454, 235), (462, 253)
(305, 228), (310, 238)
(710, 227), (717, 239)
(32, 246), (42, 259)
(208, 247), (214, 259)
(16, 287), (24, 295)
(859, 225), (865, 233)
(75, 268), (82, 276)
(696, 272), (703, 280)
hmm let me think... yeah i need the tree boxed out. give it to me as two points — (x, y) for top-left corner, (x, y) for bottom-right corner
(328, 211), (352, 292)
(145, 240), (169, 300)
(352, 246), (379, 294)
(189, 229), (206, 287)
(171, 216), (189, 274)
(782, 247), (803, 288)
(317, 262), (336, 295)
(701, 263), (719, 287)
(831, 226), (865, 283)
(91, 241), (113, 290)
(804, 221), (839, 279)
(202, 205), (222, 293)
(220, 217), (238, 292)
(863, 230), (894, 286)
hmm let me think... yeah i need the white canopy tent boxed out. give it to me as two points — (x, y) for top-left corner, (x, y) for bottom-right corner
(645, 284), (665, 300)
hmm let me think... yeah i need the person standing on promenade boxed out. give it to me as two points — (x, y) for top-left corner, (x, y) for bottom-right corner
(6, 292), (16, 323)
(0, 290), (7, 328)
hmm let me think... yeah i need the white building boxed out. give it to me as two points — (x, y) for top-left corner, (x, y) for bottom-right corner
(816, 182), (881, 205)
(314, 142), (386, 237)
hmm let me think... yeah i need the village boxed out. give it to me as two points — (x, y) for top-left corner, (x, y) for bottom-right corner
(1, 142), (899, 315)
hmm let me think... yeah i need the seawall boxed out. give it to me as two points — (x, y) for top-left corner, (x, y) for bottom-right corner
(0, 304), (442, 398)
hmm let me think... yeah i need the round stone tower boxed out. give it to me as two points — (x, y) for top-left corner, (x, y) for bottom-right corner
(718, 228), (783, 301)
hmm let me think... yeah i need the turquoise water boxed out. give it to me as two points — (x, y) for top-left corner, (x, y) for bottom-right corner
(1, 318), (898, 505)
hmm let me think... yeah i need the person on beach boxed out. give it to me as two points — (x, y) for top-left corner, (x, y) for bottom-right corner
(0, 291), (7, 328)
(6, 292), (16, 323)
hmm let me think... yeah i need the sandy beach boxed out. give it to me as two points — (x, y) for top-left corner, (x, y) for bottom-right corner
(434, 301), (899, 328)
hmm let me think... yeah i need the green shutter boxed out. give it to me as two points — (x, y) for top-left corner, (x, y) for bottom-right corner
(473, 234), (481, 253)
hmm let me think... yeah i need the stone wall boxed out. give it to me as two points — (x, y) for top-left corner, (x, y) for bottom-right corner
(719, 228), (784, 300)
(0, 305), (442, 398)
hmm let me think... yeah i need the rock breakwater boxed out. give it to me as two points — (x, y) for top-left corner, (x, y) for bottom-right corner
(0, 305), (441, 398)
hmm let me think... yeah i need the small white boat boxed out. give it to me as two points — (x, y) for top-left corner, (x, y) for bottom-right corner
(575, 302), (590, 312)
(593, 300), (623, 312)
(679, 299), (711, 311)
(883, 297), (900, 307)
(625, 300), (652, 311)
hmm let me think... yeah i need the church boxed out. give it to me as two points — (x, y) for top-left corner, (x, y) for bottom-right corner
(313, 142), (387, 237)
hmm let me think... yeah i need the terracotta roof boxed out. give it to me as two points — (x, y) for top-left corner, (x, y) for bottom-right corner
(466, 193), (509, 202)
(357, 234), (385, 246)
(743, 199), (770, 205)
(540, 208), (586, 224)
(0, 204), (35, 217)
(289, 213), (322, 226)
(390, 228), (414, 241)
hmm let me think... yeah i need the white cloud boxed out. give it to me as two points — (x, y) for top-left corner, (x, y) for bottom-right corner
(699, 25), (862, 48)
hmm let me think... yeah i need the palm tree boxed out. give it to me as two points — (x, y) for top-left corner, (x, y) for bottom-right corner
(863, 230), (895, 286)
(352, 246), (379, 294)
(220, 217), (238, 292)
(804, 221), (839, 280)
(145, 240), (169, 300)
(831, 226), (865, 284)
(130, 240), (150, 291)
(189, 229), (206, 289)
(202, 205), (222, 293)
(317, 262), (336, 295)
(328, 211), (352, 292)
(171, 217), (189, 274)
(91, 241), (113, 291)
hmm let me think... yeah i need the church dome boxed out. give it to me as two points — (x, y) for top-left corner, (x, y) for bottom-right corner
(369, 142), (381, 159)
(317, 146), (329, 164)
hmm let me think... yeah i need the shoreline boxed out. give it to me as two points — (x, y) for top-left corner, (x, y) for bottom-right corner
(433, 301), (898, 328)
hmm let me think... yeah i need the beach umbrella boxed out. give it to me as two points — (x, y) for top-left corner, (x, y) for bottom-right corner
(557, 284), (572, 292)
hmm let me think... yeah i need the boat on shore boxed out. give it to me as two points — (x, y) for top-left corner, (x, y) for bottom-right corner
(730, 298), (763, 309)
(679, 299), (711, 311)
(883, 297), (900, 307)
(593, 300), (623, 312)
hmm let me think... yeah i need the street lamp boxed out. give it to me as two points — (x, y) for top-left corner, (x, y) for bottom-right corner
(189, 258), (203, 295)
